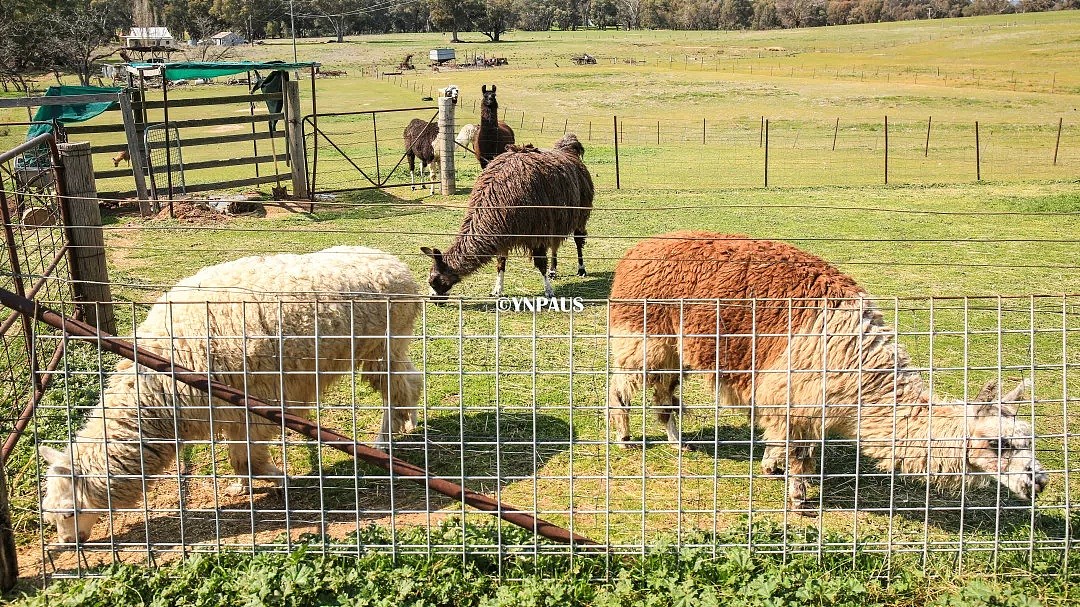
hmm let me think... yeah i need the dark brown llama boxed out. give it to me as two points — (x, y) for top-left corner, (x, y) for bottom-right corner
(404, 118), (438, 194)
(421, 134), (593, 298)
(473, 85), (516, 169)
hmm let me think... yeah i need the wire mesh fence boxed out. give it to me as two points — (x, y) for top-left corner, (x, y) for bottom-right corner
(8, 286), (1078, 581)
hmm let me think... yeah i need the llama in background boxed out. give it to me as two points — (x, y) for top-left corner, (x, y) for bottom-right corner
(607, 231), (1047, 511)
(473, 85), (516, 169)
(404, 118), (439, 194)
(422, 133), (593, 298)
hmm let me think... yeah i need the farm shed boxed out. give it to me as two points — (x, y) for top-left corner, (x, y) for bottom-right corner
(209, 31), (246, 46)
(124, 27), (175, 47)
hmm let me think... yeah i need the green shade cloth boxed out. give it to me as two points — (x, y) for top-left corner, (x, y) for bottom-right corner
(129, 61), (317, 81)
(26, 85), (121, 139)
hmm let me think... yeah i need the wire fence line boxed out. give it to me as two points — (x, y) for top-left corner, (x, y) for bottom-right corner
(3, 286), (1078, 580)
(1, 131), (1079, 585)
(306, 100), (1077, 195)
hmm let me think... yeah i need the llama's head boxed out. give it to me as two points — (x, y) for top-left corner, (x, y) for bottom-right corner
(960, 395), (1047, 501)
(480, 85), (498, 110)
(553, 134), (585, 158)
(420, 246), (460, 299)
(39, 445), (102, 543)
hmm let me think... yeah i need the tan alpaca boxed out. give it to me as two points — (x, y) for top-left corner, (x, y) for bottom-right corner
(607, 231), (1048, 511)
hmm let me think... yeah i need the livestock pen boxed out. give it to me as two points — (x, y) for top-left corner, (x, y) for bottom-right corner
(2, 139), (1079, 591)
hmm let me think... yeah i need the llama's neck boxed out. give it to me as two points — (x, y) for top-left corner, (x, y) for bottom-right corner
(71, 371), (179, 510)
(855, 400), (970, 481)
(443, 215), (499, 278)
(480, 104), (498, 128)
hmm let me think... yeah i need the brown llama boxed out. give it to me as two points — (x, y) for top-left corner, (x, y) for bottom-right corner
(404, 118), (439, 194)
(607, 231), (1047, 511)
(421, 134), (592, 298)
(473, 85), (515, 169)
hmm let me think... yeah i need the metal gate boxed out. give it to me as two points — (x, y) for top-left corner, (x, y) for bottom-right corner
(303, 107), (438, 194)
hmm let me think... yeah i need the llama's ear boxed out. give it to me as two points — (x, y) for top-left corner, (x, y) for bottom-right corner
(491, 85), (496, 93)
(420, 247), (442, 261)
(39, 446), (69, 468)
(974, 379), (998, 403)
(481, 85), (487, 93)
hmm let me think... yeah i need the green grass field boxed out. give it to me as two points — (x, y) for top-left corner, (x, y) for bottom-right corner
(6, 11), (1080, 603)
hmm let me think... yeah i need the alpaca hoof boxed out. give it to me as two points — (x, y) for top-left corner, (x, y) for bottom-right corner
(546, 270), (557, 280)
(224, 482), (248, 497)
(615, 438), (640, 450)
(577, 268), (587, 277)
(790, 501), (816, 517)
(761, 463), (784, 476)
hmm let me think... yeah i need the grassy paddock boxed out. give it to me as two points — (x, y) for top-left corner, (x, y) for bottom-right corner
(4, 11), (1080, 600)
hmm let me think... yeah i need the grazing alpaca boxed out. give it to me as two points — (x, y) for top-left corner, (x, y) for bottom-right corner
(607, 231), (1048, 510)
(421, 133), (593, 298)
(456, 123), (479, 158)
(39, 246), (423, 543)
(404, 118), (439, 194)
(473, 85), (515, 169)
(112, 149), (130, 167)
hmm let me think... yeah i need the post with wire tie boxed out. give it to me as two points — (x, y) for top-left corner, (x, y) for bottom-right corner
(58, 141), (116, 335)
(284, 77), (309, 199)
(438, 88), (456, 196)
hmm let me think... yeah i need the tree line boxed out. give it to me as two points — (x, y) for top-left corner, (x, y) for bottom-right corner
(1, 0), (1077, 90)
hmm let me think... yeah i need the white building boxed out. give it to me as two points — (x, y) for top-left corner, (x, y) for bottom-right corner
(125, 27), (175, 47)
(210, 31), (246, 46)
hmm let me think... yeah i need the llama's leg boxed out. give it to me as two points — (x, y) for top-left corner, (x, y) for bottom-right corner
(225, 438), (282, 496)
(574, 230), (587, 277)
(369, 350), (422, 449)
(608, 333), (676, 448)
(651, 372), (686, 448)
(608, 367), (641, 448)
(758, 422), (816, 513)
(531, 246), (554, 297)
(408, 155), (416, 190)
(491, 255), (507, 296)
(428, 160), (438, 195)
(547, 241), (561, 279)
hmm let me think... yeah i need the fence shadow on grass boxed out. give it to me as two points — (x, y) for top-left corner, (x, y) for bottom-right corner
(815, 444), (1065, 537)
(88, 411), (572, 557)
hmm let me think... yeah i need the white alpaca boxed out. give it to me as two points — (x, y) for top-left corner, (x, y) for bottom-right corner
(455, 124), (478, 159)
(40, 246), (423, 543)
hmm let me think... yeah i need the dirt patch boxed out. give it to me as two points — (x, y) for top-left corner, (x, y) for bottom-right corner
(20, 472), (460, 580)
(151, 201), (229, 223)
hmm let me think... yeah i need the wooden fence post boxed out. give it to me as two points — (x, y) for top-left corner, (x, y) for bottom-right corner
(58, 141), (115, 335)
(438, 94), (456, 196)
(832, 117), (839, 151)
(117, 92), (150, 213)
(284, 79), (308, 199)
